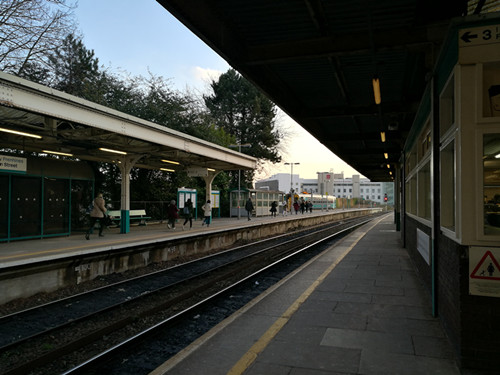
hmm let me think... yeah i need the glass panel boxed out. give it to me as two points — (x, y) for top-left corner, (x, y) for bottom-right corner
(482, 62), (500, 118)
(484, 134), (500, 234)
(0, 175), (8, 238)
(441, 140), (455, 231)
(440, 76), (455, 135)
(405, 176), (417, 215)
(11, 176), (41, 237)
(418, 162), (431, 220)
(43, 178), (69, 234)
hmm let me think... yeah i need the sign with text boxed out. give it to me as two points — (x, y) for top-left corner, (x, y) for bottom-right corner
(470, 247), (500, 297)
(0, 155), (26, 173)
(459, 24), (500, 63)
(459, 25), (500, 47)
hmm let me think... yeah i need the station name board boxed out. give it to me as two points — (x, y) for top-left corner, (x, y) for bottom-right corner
(0, 155), (27, 173)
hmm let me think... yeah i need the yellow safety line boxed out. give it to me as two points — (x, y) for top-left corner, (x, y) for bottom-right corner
(227, 216), (385, 375)
(0, 233), (171, 261)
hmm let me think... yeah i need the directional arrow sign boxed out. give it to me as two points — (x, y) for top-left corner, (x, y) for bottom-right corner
(460, 31), (478, 43)
(459, 25), (500, 47)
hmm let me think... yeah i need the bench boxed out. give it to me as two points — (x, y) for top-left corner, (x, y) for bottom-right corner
(107, 209), (151, 226)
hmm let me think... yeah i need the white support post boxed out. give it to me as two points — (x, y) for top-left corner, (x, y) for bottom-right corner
(117, 155), (144, 233)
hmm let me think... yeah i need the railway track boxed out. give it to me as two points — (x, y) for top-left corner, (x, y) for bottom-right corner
(0, 215), (379, 375)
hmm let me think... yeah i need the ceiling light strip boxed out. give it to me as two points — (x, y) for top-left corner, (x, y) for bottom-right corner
(0, 127), (42, 139)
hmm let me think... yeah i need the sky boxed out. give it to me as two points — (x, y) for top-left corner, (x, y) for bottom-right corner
(73, 0), (363, 180)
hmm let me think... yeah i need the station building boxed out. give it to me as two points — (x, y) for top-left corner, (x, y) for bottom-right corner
(255, 172), (393, 204)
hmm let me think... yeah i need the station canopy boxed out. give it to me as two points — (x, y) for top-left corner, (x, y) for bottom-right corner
(157, 0), (473, 181)
(0, 72), (256, 173)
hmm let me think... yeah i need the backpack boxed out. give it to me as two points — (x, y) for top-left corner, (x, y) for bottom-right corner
(183, 206), (189, 214)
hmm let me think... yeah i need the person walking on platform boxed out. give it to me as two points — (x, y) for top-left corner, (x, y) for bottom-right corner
(201, 199), (212, 227)
(167, 200), (179, 230)
(85, 193), (107, 240)
(300, 199), (306, 214)
(307, 201), (313, 213)
(282, 199), (288, 216)
(245, 197), (254, 221)
(270, 201), (277, 217)
(182, 198), (194, 230)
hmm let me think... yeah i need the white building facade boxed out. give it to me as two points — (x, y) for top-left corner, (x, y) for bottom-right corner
(255, 171), (393, 204)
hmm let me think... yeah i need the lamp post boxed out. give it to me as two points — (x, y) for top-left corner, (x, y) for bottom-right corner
(229, 143), (251, 219)
(284, 162), (300, 194)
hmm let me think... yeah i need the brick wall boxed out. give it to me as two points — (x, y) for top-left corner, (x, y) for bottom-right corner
(405, 215), (500, 371)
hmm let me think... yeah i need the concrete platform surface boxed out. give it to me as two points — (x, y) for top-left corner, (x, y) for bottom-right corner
(0, 209), (370, 269)
(151, 214), (461, 375)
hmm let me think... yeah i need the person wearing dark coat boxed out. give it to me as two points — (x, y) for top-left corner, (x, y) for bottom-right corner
(245, 197), (254, 221)
(167, 200), (179, 230)
(270, 201), (277, 217)
(182, 198), (194, 230)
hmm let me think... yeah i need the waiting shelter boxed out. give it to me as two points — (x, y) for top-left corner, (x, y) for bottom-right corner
(0, 72), (257, 240)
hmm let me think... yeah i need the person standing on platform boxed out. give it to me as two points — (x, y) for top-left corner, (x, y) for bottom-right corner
(85, 193), (107, 240)
(293, 200), (300, 215)
(201, 199), (212, 227)
(245, 197), (254, 221)
(282, 199), (288, 216)
(182, 198), (194, 230)
(167, 200), (179, 230)
(270, 201), (277, 217)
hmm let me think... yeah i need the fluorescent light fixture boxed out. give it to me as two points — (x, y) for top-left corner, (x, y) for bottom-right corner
(495, 154), (500, 159)
(160, 168), (175, 172)
(387, 164), (391, 169)
(43, 150), (73, 157)
(161, 159), (180, 165)
(372, 77), (381, 104)
(207, 168), (216, 172)
(384, 153), (388, 159)
(99, 147), (127, 155)
(380, 132), (386, 143)
(390, 171), (393, 175)
(0, 127), (42, 139)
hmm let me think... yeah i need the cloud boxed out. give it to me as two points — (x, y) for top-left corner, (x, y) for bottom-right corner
(193, 66), (224, 84)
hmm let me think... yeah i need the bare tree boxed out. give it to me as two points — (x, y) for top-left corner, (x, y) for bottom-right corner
(0, 0), (76, 78)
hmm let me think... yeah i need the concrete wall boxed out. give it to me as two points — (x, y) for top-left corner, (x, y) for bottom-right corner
(0, 209), (381, 304)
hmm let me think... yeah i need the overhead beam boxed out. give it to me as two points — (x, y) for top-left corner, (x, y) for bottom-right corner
(244, 25), (446, 65)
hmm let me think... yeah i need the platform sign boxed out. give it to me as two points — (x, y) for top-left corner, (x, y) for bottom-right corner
(459, 25), (500, 47)
(469, 246), (500, 297)
(0, 155), (26, 173)
(459, 24), (500, 63)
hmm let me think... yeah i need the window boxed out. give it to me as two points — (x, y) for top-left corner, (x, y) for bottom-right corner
(441, 139), (455, 231)
(482, 62), (500, 118)
(440, 74), (455, 135)
(418, 122), (431, 161)
(483, 134), (500, 235)
(406, 175), (417, 215)
(418, 161), (431, 220)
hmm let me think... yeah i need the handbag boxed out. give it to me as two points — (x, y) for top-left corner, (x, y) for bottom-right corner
(104, 215), (113, 226)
